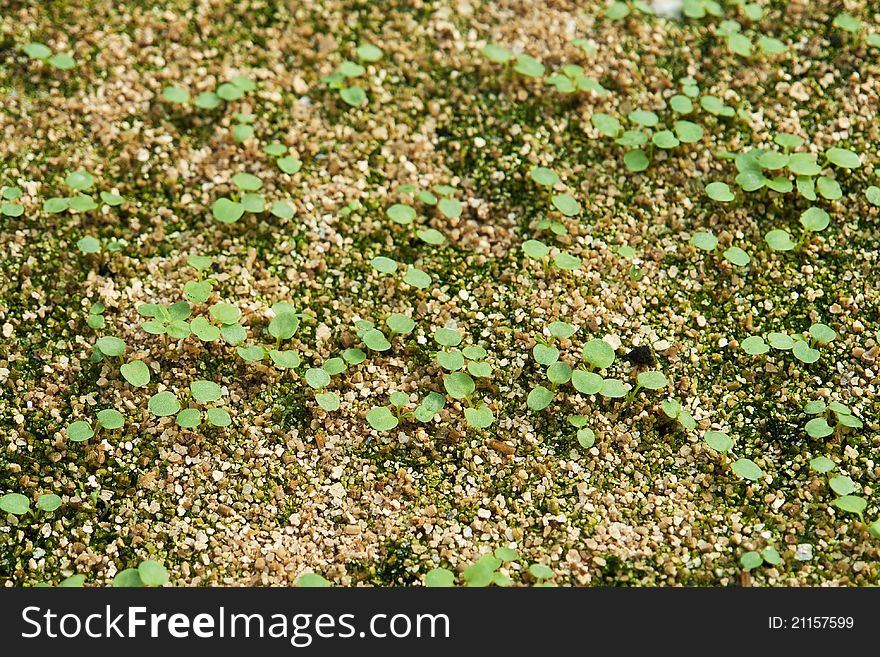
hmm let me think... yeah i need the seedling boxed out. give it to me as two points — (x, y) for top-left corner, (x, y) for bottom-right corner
(528, 165), (582, 236)
(545, 64), (608, 97)
(804, 399), (863, 442)
(322, 49), (379, 107)
(23, 42), (76, 70)
(689, 230), (751, 267)
(710, 139), (861, 205)
(480, 41), (546, 80)
(66, 406), (125, 443)
(1, 185), (24, 216)
(569, 415), (596, 449)
(461, 549), (519, 587)
(660, 398), (697, 431)
(366, 392), (413, 431)
(740, 546), (782, 571)
(86, 302), (105, 329)
(213, 172), (267, 223)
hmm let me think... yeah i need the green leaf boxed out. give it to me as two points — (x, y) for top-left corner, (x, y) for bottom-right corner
(23, 42), (52, 59)
(176, 408), (201, 429)
(66, 171), (94, 191)
(637, 370), (668, 390)
(513, 54), (545, 77)
(212, 198), (244, 223)
(444, 372), (475, 400)
(0, 493), (31, 515)
(741, 336), (769, 355)
(366, 407), (398, 431)
(765, 229), (795, 251)
(722, 247), (750, 267)
(591, 113), (622, 137)
(191, 380), (223, 403)
(623, 149), (650, 172)
(138, 560), (170, 587)
(356, 43), (383, 62)
(706, 182), (735, 202)
(829, 475), (857, 496)
(304, 367), (331, 390)
(690, 231), (718, 251)
(577, 428), (596, 449)
(362, 329), (391, 352)
(237, 345), (266, 362)
(47, 53), (76, 70)
(482, 43), (513, 64)
(95, 335), (125, 357)
(809, 323), (836, 343)
(582, 339), (615, 369)
(740, 551), (763, 570)
(530, 166), (559, 187)
(403, 267), (432, 288)
(809, 456), (835, 473)
(297, 573), (332, 587)
(731, 458), (763, 481)
(206, 408), (232, 427)
(162, 86), (190, 104)
(599, 378), (627, 398)
(704, 431), (733, 453)
(572, 369), (603, 395)
(113, 569), (144, 588)
(96, 409), (125, 430)
(424, 567), (456, 587)
(834, 495), (867, 515)
(36, 493), (62, 512)
(148, 391), (181, 417)
(340, 86), (366, 107)
(315, 392), (340, 412)
(464, 405), (494, 429)
(66, 420), (94, 442)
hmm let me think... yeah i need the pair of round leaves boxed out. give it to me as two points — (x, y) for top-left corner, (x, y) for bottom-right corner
(0, 492), (61, 515)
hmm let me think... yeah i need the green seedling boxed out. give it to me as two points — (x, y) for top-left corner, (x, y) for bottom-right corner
(66, 406), (125, 443)
(23, 42), (76, 70)
(660, 398), (697, 431)
(545, 63), (608, 97)
(804, 399), (863, 442)
(93, 335), (126, 362)
(322, 49), (379, 107)
(369, 254), (434, 290)
(689, 230), (751, 267)
(86, 301), (105, 329)
(740, 546), (782, 571)
(569, 415), (596, 449)
(213, 172), (267, 223)
(480, 42), (545, 80)
(2, 185), (24, 216)
(591, 92), (705, 172)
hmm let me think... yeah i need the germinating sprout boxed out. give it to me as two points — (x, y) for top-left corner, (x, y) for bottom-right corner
(660, 398), (697, 431)
(804, 399), (863, 438)
(689, 230), (751, 266)
(23, 42), (76, 70)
